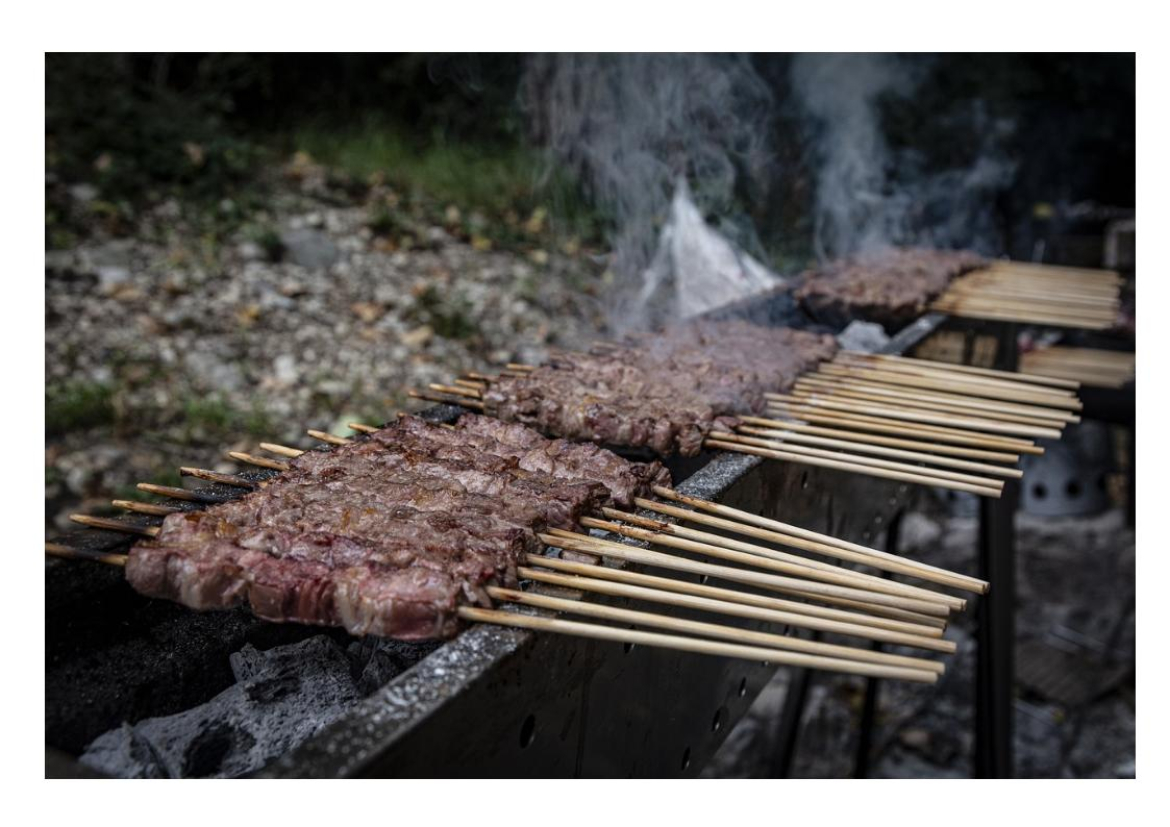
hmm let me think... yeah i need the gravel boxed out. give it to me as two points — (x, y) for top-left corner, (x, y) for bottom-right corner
(45, 161), (604, 534)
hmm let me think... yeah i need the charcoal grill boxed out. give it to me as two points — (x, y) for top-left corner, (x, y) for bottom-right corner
(46, 293), (978, 778)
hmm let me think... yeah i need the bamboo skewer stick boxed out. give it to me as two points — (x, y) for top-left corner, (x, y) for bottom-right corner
(842, 352), (1080, 389)
(511, 571), (950, 663)
(346, 422), (381, 434)
(710, 431), (1003, 491)
(593, 509), (967, 609)
(767, 393), (1063, 439)
(735, 425), (1023, 478)
(112, 499), (180, 516)
(489, 585), (947, 673)
(179, 467), (257, 488)
(755, 407), (1043, 453)
(823, 361), (1083, 406)
(711, 428), (1015, 484)
(650, 487), (987, 593)
(69, 514), (159, 538)
(45, 543), (129, 566)
(428, 383), (483, 399)
(527, 555), (945, 637)
(930, 303), (1116, 330)
(227, 451), (290, 472)
(796, 375), (1080, 423)
(635, 494), (987, 594)
(260, 442), (305, 458)
(457, 606), (938, 684)
(789, 384), (1074, 428)
(506, 363), (537, 372)
(137, 482), (226, 502)
(307, 429), (351, 446)
(543, 529), (950, 617)
(580, 516), (960, 613)
(408, 389), (486, 410)
(706, 438), (1002, 498)
(739, 419), (1021, 463)
(739, 414), (1034, 458)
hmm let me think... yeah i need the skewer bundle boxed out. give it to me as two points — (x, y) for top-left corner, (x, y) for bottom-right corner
(1019, 346), (1135, 389)
(418, 348), (1084, 499)
(932, 261), (1122, 330)
(49, 417), (987, 685)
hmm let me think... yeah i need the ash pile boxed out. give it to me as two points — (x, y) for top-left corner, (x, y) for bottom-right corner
(80, 635), (438, 778)
(703, 505), (1135, 778)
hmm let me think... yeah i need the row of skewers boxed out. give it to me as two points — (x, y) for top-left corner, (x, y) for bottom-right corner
(932, 260), (1122, 330)
(418, 350), (1084, 498)
(48, 416), (986, 685)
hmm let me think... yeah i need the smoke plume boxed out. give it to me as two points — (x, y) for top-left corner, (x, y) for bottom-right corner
(790, 53), (1016, 258)
(522, 54), (778, 330)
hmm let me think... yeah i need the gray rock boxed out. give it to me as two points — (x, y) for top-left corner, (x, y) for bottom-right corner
(185, 350), (245, 392)
(69, 183), (100, 203)
(96, 265), (131, 293)
(280, 227), (339, 269)
(273, 354), (298, 385)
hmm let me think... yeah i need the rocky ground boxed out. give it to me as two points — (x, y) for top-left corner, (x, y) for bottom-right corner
(702, 503), (1136, 778)
(45, 157), (605, 535)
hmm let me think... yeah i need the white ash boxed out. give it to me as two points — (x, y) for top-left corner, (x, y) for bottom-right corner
(79, 635), (436, 778)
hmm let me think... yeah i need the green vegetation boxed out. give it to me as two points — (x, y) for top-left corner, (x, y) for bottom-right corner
(46, 382), (116, 435)
(182, 395), (276, 441)
(410, 284), (478, 340)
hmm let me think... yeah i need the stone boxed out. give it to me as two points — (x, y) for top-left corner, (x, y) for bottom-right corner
(279, 227), (340, 270)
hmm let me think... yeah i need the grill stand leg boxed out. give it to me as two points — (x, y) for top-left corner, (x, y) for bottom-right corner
(853, 512), (903, 778)
(768, 652), (815, 777)
(974, 322), (1019, 778)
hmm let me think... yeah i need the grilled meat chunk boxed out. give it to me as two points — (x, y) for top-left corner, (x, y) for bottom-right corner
(126, 415), (666, 640)
(483, 321), (837, 456)
(796, 247), (987, 330)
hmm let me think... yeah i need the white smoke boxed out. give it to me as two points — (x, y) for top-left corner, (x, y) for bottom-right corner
(791, 53), (1016, 258)
(522, 54), (776, 330)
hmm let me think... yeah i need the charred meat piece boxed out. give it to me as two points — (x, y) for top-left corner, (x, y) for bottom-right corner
(796, 247), (987, 331)
(127, 416), (662, 640)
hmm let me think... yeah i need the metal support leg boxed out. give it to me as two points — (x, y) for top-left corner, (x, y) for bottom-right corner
(974, 323), (1019, 778)
(769, 658), (814, 777)
(853, 513), (903, 778)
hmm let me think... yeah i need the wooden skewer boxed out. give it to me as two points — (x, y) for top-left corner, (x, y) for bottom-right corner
(69, 514), (159, 538)
(260, 442), (305, 458)
(489, 585), (947, 673)
(797, 375), (1080, 423)
(112, 499), (180, 516)
(737, 416), (1020, 463)
(465, 372), (499, 382)
(734, 425), (1023, 478)
(712, 431), (1004, 490)
(346, 422), (381, 434)
(595, 508), (967, 609)
(227, 451), (290, 472)
(307, 429), (351, 446)
(789, 385), (1072, 429)
(454, 378), (487, 391)
(408, 389), (486, 410)
(930, 303), (1115, 330)
(636, 494), (988, 595)
(45, 543), (128, 566)
(545, 529), (950, 617)
(506, 363), (537, 372)
(834, 353), (1081, 395)
(137, 482), (227, 503)
(751, 409), (1043, 454)
(526, 555), (945, 637)
(456, 606), (938, 684)
(843, 352), (1080, 389)
(179, 467), (256, 488)
(510, 573), (950, 665)
(768, 393), (1063, 439)
(428, 383), (483, 399)
(707, 438), (1002, 498)
(651, 487), (987, 592)
(822, 362), (1084, 407)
